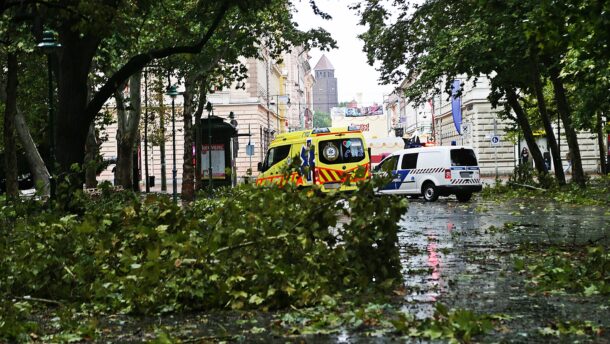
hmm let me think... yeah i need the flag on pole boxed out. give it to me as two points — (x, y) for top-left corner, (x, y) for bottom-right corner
(429, 98), (436, 142)
(451, 80), (462, 134)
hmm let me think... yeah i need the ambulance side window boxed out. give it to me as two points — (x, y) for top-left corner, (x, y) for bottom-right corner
(264, 145), (291, 170)
(401, 153), (418, 169)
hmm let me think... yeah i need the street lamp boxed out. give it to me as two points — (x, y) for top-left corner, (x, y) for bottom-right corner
(205, 102), (214, 194)
(228, 111), (238, 187)
(37, 30), (61, 200)
(270, 94), (290, 132)
(166, 85), (179, 204)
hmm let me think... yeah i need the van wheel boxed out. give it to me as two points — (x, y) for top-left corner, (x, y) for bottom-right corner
(456, 193), (472, 202)
(422, 182), (438, 202)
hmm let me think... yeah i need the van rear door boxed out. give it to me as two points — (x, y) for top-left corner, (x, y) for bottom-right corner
(449, 148), (480, 182)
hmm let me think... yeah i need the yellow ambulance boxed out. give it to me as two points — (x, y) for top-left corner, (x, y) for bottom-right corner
(256, 127), (371, 192)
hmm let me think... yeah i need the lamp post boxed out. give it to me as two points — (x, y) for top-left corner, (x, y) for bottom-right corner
(270, 94), (290, 132)
(144, 68), (150, 193)
(37, 30), (61, 200)
(228, 111), (238, 187)
(205, 102), (213, 194)
(166, 85), (179, 204)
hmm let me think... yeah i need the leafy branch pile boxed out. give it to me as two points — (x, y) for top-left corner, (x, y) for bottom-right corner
(515, 245), (609, 296)
(481, 174), (610, 206)
(0, 181), (407, 323)
(276, 302), (500, 343)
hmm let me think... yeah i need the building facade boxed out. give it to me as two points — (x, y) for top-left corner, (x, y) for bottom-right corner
(384, 76), (604, 176)
(98, 47), (315, 187)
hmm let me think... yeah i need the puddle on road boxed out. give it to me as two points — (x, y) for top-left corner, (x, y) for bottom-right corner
(398, 197), (609, 341)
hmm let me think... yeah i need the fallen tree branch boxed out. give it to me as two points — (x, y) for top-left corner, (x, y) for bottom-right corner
(508, 182), (546, 191)
(12, 295), (63, 306)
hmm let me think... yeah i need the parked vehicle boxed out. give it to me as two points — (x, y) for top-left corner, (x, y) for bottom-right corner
(367, 136), (405, 168)
(374, 146), (482, 202)
(257, 126), (371, 192)
(0, 151), (34, 194)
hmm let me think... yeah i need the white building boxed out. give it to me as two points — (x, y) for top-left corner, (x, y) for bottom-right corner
(385, 76), (604, 176)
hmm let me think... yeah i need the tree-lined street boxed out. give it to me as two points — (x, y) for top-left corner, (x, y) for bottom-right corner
(1, 0), (609, 342)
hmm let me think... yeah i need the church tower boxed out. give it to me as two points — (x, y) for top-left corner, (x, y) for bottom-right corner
(312, 54), (338, 114)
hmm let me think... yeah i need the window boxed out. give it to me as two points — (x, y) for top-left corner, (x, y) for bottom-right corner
(451, 148), (478, 166)
(376, 155), (399, 173)
(318, 138), (365, 165)
(401, 153), (418, 169)
(264, 145), (291, 170)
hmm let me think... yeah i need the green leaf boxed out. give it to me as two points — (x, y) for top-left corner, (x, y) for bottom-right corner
(248, 294), (265, 305)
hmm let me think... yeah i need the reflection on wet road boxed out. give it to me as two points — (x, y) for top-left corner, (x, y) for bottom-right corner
(398, 197), (609, 341)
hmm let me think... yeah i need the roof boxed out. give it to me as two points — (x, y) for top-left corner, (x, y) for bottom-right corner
(270, 127), (363, 146)
(313, 54), (334, 71)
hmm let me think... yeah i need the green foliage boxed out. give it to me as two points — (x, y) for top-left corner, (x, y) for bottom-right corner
(0, 178), (407, 335)
(393, 304), (497, 343)
(276, 301), (500, 342)
(0, 300), (38, 343)
(276, 300), (396, 336)
(514, 245), (609, 296)
(481, 174), (609, 206)
(538, 319), (603, 338)
(313, 111), (332, 128)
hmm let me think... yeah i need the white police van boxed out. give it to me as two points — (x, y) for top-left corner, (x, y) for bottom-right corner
(374, 146), (482, 202)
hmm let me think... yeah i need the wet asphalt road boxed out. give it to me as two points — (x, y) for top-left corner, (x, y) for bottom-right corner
(396, 196), (609, 343)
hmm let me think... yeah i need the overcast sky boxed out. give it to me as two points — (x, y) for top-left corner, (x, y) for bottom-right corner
(294, 0), (395, 106)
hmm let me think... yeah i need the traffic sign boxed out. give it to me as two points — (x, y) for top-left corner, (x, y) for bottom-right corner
(491, 135), (500, 145)
(246, 144), (255, 156)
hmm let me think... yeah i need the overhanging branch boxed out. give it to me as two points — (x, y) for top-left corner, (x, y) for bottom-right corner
(84, 1), (230, 123)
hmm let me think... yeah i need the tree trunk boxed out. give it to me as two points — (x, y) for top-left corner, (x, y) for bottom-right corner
(596, 111), (607, 175)
(194, 84), (208, 192)
(157, 81), (167, 192)
(506, 89), (547, 175)
(132, 131), (141, 192)
(181, 76), (196, 201)
(532, 70), (565, 184)
(130, 73), (142, 191)
(84, 123), (98, 188)
(3, 53), (19, 199)
(114, 72), (142, 190)
(55, 28), (101, 184)
(14, 108), (50, 196)
(548, 67), (586, 187)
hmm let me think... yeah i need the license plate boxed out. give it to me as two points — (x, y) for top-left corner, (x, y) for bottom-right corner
(324, 183), (341, 189)
(460, 171), (473, 178)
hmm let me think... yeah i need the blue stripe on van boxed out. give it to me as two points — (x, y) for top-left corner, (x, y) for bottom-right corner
(382, 169), (411, 190)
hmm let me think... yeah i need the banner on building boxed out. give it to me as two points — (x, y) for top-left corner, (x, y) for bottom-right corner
(331, 105), (383, 117)
(451, 80), (462, 134)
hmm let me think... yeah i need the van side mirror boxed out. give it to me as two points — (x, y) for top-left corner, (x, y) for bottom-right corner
(257, 162), (263, 172)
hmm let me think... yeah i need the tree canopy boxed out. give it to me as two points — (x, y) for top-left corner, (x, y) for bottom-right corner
(355, 0), (610, 185)
(1, 0), (336, 196)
